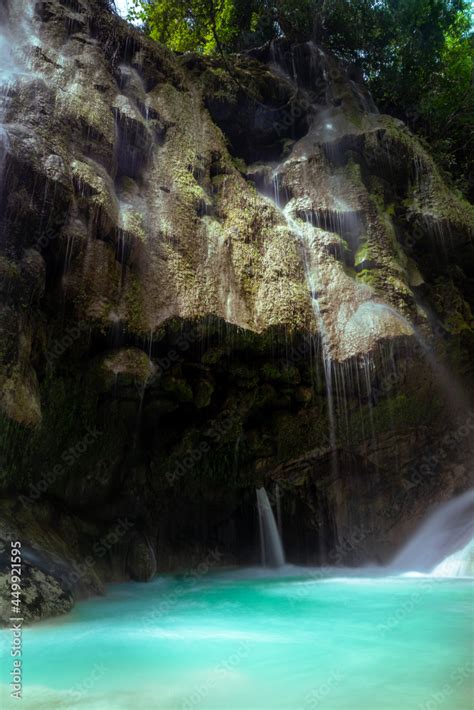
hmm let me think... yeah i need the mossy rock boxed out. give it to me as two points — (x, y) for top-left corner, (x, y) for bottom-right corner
(100, 347), (156, 389)
(261, 363), (301, 385)
(194, 379), (214, 408)
(161, 374), (193, 402)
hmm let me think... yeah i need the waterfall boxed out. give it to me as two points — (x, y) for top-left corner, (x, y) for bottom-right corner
(0, 1), (38, 170)
(272, 193), (338, 455)
(256, 487), (285, 568)
(390, 488), (474, 574)
(297, 219), (337, 454)
(431, 538), (474, 578)
(275, 482), (282, 536)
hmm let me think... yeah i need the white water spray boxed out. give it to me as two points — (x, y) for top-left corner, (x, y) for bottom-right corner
(390, 488), (474, 574)
(430, 538), (474, 577)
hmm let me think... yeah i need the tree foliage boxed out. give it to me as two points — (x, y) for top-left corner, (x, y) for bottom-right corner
(127, 0), (473, 195)
(127, 0), (241, 53)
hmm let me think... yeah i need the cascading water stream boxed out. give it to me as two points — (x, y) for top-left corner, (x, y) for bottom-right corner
(390, 488), (474, 574)
(274, 482), (282, 536)
(269, 177), (336, 442)
(431, 538), (474, 577)
(262, 45), (470, 466)
(271, 186), (338, 453)
(0, 1), (38, 183)
(257, 48), (473, 577)
(296, 216), (338, 453)
(256, 487), (285, 567)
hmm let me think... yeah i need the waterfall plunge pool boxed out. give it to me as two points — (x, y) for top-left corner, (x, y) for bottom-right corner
(0, 568), (472, 709)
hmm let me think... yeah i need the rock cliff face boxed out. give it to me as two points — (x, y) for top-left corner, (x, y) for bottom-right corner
(0, 0), (473, 621)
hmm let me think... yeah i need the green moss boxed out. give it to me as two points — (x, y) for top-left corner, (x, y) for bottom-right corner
(406, 258), (424, 287)
(194, 379), (214, 408)
(101, 348), (155, 387)
(162, 371), (193, 402)
(202, 345), (229, 365)
(124, 273), (147, 334)
(261, 363), (301, 385)
(119, 209), (147, 243)
(271, 406), (327, 459)
(231, 156), (247, 174)
(200, 65), (238, 102)
(342, 158), (363, 183)
(356, 268), (377, 286)
(0, 257), (20, 282)
(444, 313), (472, 334)
(342, 391), (440, 447)
(428, 278), (474, 335)
(229, 362), (259, 388)
(295, 386), (313, 404)
(0, 366), (106, 490)
(71, 159), (117, 222)
(354, 242), (370, 267)
(381, 116), (474, 230)
(253, 383), (278, 407)
(346, 109), (365, 130)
